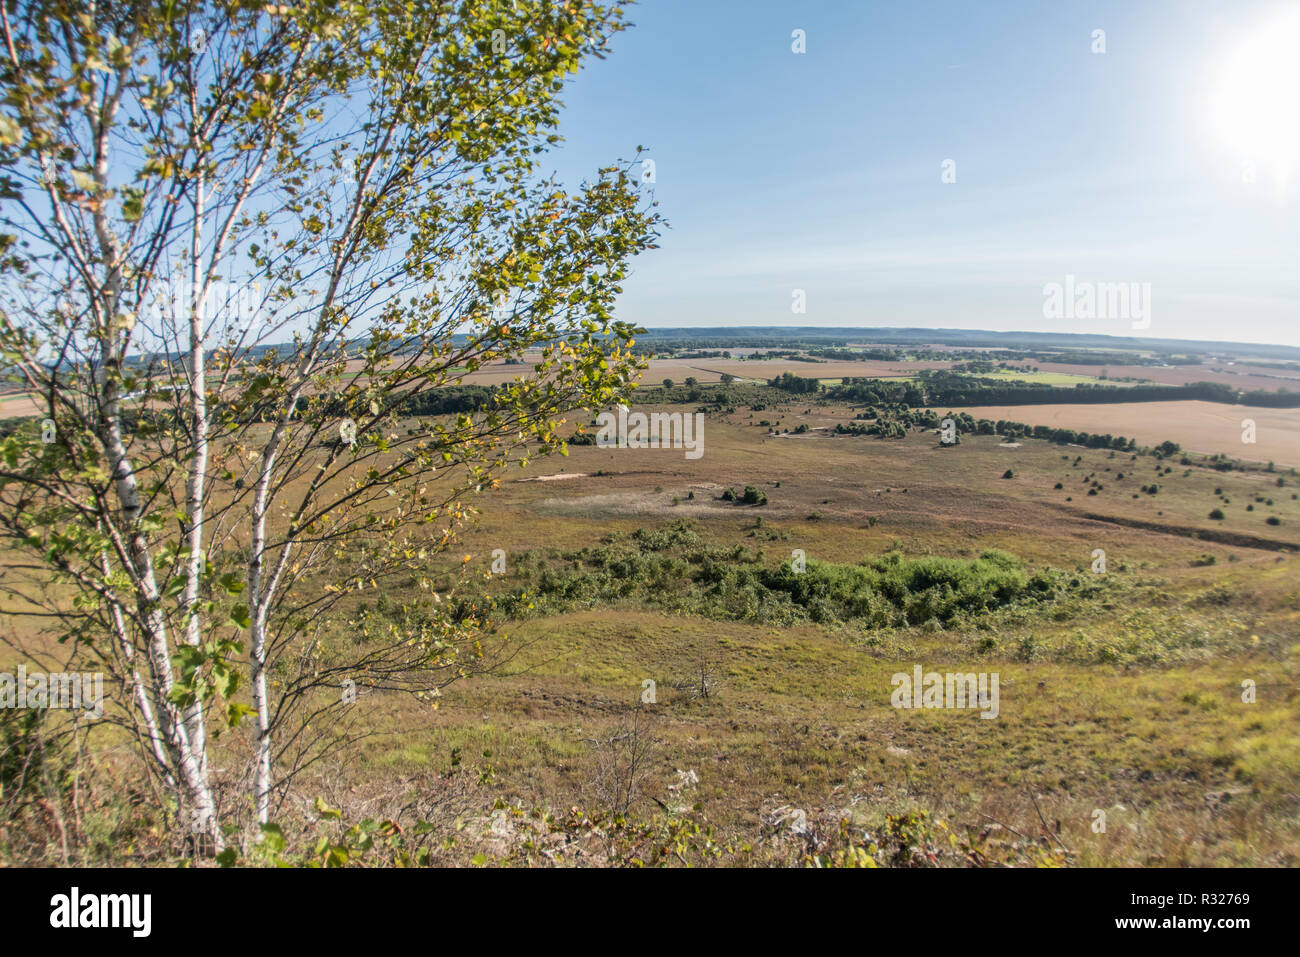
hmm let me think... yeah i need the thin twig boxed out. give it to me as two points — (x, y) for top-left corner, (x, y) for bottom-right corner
(1026, 788), (1071, 852)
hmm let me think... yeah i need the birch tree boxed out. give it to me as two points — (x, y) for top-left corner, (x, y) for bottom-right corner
(0, 0), (657, 850)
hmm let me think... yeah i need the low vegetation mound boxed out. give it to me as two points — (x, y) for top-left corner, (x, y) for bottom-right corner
(488, 520), (1093, 630)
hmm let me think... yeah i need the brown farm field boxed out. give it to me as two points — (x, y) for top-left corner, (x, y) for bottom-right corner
(634, 357), (953, 385)
(1036, 361), (1300, 392)
(450, 356), (953, 387)
(0, 391), (41, 419)
(252, 353), (953, 388)
(944, 401), (1300, 468)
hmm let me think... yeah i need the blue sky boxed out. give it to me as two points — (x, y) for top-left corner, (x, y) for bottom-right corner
(550, 0), (1300, 347)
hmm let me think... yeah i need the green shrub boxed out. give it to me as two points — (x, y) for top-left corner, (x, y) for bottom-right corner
(481, 521), (1092, 632)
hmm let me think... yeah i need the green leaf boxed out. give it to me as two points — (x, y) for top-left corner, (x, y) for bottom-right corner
(121, 190), (144, 222)
(260, 823), (286, 852)
(166, 685), (197, 709)
(0, 115), (20, 147)
(218, 572), (246, 596)
(70, 169), (97, 193)
(230, 603), (251, 628)
(214, 666), (239, 699)
(314, 797), (342, 820)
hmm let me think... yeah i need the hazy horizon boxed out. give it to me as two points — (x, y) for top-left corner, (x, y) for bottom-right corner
(627, 323), (1300, 354)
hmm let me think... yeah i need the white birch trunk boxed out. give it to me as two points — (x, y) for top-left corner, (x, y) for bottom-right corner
(181, 177), (210, 777)
(102, 400), (222, 848)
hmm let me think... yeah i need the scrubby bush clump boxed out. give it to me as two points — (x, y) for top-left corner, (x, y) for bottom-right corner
(487, 521), (1089, 630)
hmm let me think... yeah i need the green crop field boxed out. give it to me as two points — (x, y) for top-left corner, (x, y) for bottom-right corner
(974, 369), (1130, 387)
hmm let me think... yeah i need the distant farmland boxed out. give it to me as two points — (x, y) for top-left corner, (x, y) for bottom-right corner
(942, 400), (1300, 467)
(1035, 361), (1300, 392)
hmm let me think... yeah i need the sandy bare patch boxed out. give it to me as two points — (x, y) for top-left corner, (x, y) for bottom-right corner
(519, 472), (589, 483)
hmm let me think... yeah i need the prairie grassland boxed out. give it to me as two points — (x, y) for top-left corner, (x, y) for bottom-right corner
(5, 390), (1298, 866)
(302, 404), (1299, 866)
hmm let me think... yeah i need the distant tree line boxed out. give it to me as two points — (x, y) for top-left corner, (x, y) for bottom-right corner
(831, 407), (1141, 450)
(830, 375), (1300, 408)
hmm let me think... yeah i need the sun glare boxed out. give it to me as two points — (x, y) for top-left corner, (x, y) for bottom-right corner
(1209, 9), (1300, 178)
